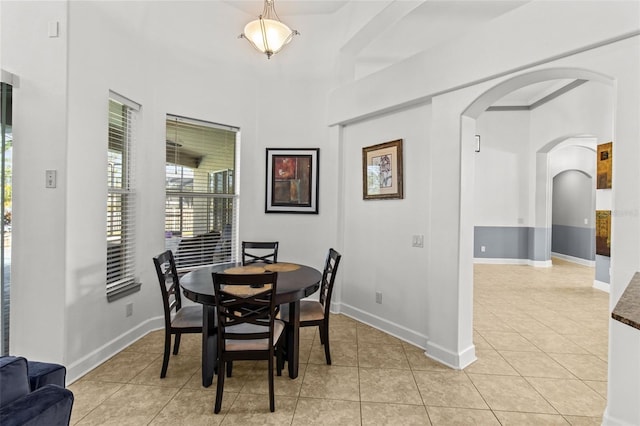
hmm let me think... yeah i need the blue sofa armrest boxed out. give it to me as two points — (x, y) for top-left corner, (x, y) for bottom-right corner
(0, 385), (74, 426)
(0, 356), (30, 406)
(28, 361), (66, 390)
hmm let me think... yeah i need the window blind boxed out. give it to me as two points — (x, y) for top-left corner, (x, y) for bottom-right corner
(107, 92), (140, 300)
(165, 115), (239, 271)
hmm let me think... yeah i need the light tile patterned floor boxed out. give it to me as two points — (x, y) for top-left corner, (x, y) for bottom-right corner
(69, 258), (608, 425)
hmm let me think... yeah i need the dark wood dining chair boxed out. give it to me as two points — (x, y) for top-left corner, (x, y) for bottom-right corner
(241, 241), (279, 265)
(153, 250), (203, 378)
(212, 271), (284, 413)
(279, 248), (342, 365)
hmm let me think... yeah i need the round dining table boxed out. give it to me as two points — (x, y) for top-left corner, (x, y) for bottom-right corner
(180, 262), (322, 387)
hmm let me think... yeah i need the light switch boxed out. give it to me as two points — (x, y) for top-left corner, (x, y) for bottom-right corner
(48, 21), (59, 38)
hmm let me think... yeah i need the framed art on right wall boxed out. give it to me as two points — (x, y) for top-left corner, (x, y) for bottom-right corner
(596, 210), (611, 257)
(597, 141), (612, 189)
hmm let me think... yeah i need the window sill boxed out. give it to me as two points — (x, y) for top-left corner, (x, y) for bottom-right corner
(107, 281), (141, 302)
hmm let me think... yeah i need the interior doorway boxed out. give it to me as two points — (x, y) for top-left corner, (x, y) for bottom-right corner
(460, 68), (614, 371)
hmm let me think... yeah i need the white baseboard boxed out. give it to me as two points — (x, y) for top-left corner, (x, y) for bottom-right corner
(336, 302), (476, 369)
(602, 407), (637, 426)
(551, 252), (595, 267)
(425, 340), (477, 370)
(474, 258), (528, 265)
(593, 280), (610, 293)
(337, 303), (428, 349)
(66, 316), (164, 384)
(474, 258), (552, 267)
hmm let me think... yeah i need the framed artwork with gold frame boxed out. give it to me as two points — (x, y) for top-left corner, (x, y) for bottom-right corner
(596, 210), (611, 257)
(362, 139), (404, 200)
(597, 142), (612, 189)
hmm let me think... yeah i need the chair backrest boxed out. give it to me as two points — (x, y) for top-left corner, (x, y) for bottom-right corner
(242, 241), (279, 265)
(212, 272), (279, 347)
(153, 250), (183, 328)
(319, 249), (342, 316)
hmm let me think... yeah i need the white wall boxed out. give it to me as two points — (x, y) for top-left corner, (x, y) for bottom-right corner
(340, 103), (431, 346)
(3, 0), (342, 381)
(330, 1), (639, 423)
(474, 111), (530, 227)
(474, 83), (611, 232)
(1, 0), (69, 363)
(3, 1), (639, 423)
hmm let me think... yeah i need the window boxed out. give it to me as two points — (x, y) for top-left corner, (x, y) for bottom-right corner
(165, 115), (238, 271)
(107, 92), (140, 301)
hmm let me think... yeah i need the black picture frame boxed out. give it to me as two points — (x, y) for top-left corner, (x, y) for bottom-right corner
(265, 148), (319, 214)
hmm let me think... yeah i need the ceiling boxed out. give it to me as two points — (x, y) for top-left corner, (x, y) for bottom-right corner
(223, 0), (349, 16)
(225, 0), (578, 106)
(490, 79), (587, 110)
(356, 1), (529, 69)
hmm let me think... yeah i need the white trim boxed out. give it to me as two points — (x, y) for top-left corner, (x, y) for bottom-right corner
(167, 113), (239, 132)
(551, 252), (596, 267)
(109, 90), (141, 111)
(531, 260), (553, 268)
(602, 408), (637, 426)
(66, 316), (163, 384)
(425, 340), (477, 370)
(1, 69), (18, 86)
(474, 258), (529, 265)
(593, 280), (610, 293)
(473, 258), (552, 267)
(338, 302), (428, 349)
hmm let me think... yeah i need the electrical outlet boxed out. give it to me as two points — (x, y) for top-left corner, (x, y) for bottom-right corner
(375, 292), (382, 304)
(412, 235), (424, 248)
(126, 303), (133, 317)
(481, 246), (486, 253)
(45, 170), (57, 188)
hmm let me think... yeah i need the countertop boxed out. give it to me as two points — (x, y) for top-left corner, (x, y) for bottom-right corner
(612, 272), (640, 331)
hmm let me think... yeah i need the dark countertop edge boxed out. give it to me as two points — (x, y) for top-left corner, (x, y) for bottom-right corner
(611, 272), (640, 331)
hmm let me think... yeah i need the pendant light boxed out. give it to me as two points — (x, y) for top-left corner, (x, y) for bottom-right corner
(239, 0), (299, 59)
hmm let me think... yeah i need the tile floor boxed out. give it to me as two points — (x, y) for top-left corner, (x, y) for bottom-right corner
(68, 258), (609, 425)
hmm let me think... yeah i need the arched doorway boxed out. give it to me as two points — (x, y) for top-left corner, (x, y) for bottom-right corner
(458, 66), (614, 363)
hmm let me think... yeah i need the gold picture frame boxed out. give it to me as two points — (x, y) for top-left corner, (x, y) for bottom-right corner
(596, 210), (611, 257)
(597, 142), (612, 189)
(362, 139), (404, 200)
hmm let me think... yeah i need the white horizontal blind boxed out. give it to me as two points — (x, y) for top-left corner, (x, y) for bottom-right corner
(165, 115), (239, 271)
(107, 93), (139, 299)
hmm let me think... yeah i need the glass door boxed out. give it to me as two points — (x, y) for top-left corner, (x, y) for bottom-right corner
(1, 81), (12, 355)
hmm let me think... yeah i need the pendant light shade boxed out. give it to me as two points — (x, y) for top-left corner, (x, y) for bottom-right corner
(239, 0), (299, 59)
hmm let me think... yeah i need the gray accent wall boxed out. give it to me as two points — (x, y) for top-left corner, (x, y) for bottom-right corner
(552, 170), (595, 261)
(528, 227), (551, 261)
(595, 254), (611, 283)
(552, 225), (595, 260)
(475, 226), (547, 260)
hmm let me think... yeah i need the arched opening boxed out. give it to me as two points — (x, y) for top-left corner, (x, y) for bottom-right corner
(548, 140), (597, 267)
(460, 67), (614, 365)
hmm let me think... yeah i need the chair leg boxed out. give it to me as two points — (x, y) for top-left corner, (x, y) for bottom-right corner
(268, 355), (275, 412)
(173, 333), (182, 355)
(214, 359), (225, 414)
(226, 361), (233, 378)
(322, 323), (331, 365)
(161, 330), (171, 378)
(276, 344), (283, 376)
